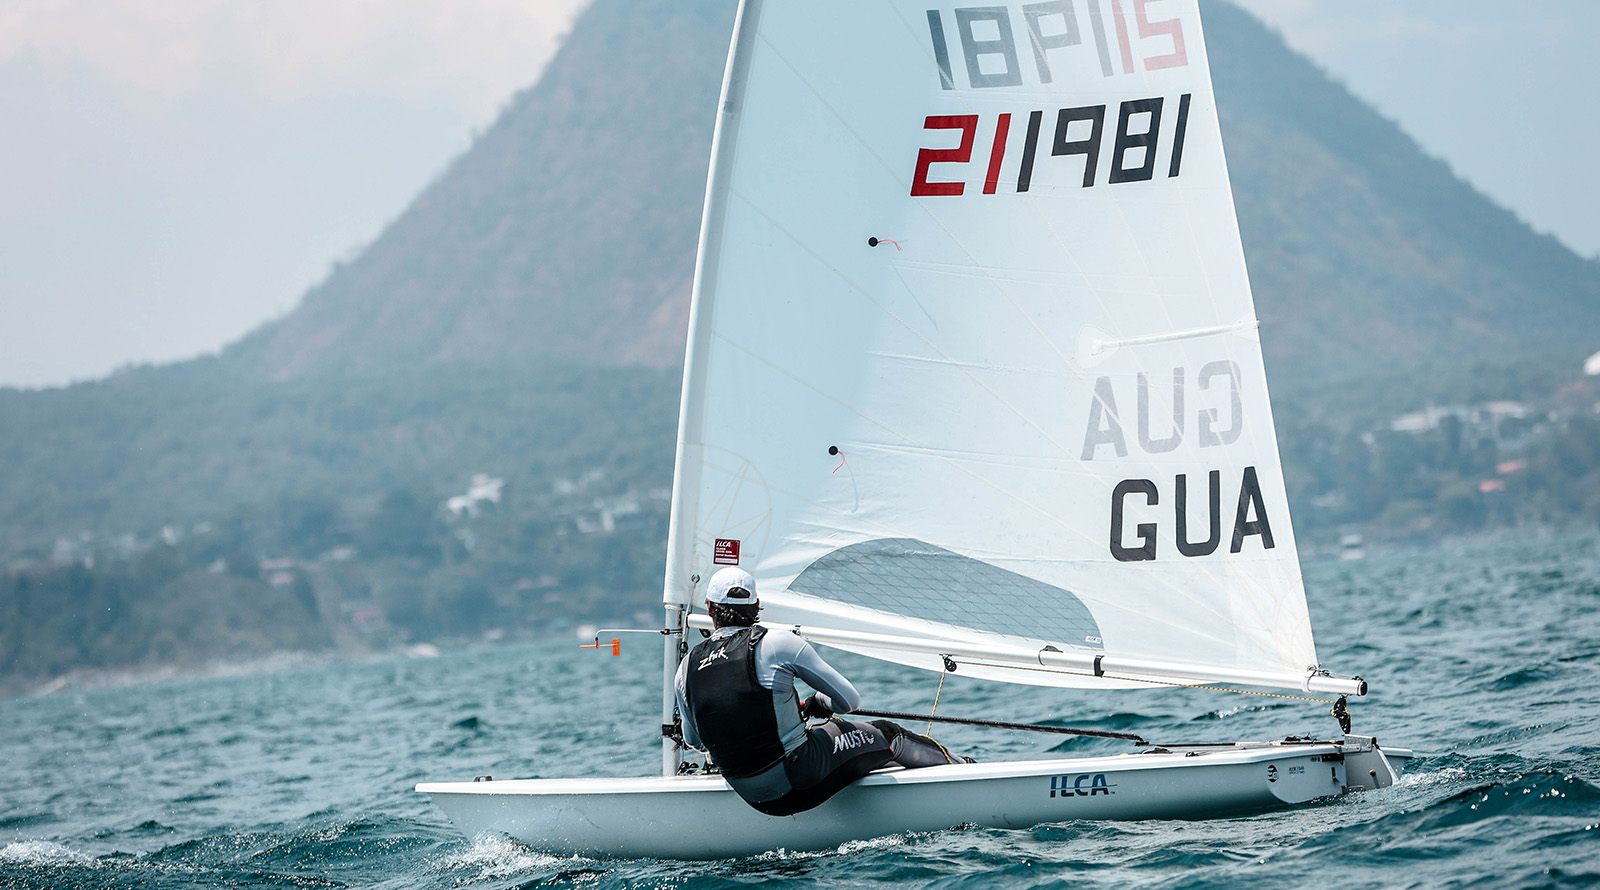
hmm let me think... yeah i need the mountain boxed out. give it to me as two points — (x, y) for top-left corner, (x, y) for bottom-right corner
(1202, 2), (1600, 392)
(225, 0), (738, 380)
(223, 0), (1600, 394)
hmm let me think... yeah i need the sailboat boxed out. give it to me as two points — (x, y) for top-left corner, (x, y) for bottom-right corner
(418, 0), (1410, 858)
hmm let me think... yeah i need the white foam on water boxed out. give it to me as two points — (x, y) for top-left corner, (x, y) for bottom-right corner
(1203, 704), (1275, 720)
(438, 832), (592, 880)
(750, 831), (915, 863)
(834, 832), (915, 855)
(0, 840), (92, 865)
(1398, 766), (1471, 788)
(0, 839), (210, 880)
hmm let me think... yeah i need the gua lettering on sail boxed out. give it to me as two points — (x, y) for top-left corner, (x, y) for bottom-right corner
(1081, 360), (1279, 563)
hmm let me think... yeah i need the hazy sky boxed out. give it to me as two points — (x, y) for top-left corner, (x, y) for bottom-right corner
(2, 0), (1596, 389)
(1229, 0), (1600, 258)
(0, 0), (590, 389)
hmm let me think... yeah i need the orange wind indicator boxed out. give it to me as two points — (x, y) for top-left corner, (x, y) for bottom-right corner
(580, 638), (622, 656)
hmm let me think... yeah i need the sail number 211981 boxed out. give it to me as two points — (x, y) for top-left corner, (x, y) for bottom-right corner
(910, 96), (1191, 197)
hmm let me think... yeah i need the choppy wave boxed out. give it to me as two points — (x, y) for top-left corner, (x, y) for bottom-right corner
(4, 534), (1600, 888)
(1, 840), (91, 865)
(436, 832), (596, 881)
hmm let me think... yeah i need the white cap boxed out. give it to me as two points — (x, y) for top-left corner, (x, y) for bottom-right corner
(706, 567), (758, 605)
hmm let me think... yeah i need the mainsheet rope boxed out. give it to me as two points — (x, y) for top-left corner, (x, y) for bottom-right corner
(927, 668), (949, 735)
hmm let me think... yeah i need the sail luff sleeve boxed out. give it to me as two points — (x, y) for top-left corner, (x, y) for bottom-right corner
(662, 0), (765, 607)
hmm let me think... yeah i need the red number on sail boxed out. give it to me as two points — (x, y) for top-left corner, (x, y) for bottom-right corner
(911, 115), (978, 197)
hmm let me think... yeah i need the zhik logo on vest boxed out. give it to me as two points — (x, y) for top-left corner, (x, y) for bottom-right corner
(1050, 773), (1116, 798)
(697, 646), (731, 669)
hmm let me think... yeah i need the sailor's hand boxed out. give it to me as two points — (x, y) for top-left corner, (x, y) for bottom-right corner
(800, 695), (834, 720)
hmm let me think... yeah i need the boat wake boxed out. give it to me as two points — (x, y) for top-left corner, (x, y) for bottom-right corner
(437, 832), (593, 878)
(748, 829), (928, 862)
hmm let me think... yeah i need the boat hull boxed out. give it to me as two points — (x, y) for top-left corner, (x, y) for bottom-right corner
(418, 737), (1411, 859)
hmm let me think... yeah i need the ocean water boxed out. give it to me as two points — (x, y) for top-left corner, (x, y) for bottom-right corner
(3, 533), (1598, 889)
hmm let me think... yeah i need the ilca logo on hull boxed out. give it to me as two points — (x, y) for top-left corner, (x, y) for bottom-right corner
(1050, 773), (1116, 798)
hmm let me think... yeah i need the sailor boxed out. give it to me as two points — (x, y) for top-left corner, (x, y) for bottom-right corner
(674, 566), (969, 816)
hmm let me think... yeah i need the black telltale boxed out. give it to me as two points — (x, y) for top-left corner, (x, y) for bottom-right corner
(828, 446), (839, 455)
(867, 237), (879, 247)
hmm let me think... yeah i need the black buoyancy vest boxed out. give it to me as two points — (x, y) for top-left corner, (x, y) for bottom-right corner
(683, 626), (788, 779)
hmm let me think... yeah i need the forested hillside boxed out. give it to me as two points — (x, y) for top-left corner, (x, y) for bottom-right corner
(1, 359), (680, 690)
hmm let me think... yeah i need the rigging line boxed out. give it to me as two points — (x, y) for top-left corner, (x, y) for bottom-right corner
(848, 707), (1146, 743)
(927, 668), (948, 736)
(751, 25), (951, 190)
(949, 657), (1336, 703)
(694, 452), (760, 525)
(686, 454), (771, 557)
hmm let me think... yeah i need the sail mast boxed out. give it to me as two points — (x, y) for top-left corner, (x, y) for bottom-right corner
(659, 0), (762, 777)
(663, 0), (763, 612)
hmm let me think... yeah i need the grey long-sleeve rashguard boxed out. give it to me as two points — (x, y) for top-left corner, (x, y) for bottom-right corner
(673, 625), (861, 756)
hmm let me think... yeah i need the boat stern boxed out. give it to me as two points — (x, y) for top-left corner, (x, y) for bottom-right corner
(1338, 734), (1412, 792)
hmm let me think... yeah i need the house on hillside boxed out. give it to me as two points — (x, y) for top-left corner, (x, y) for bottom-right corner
(445, 473), (507, 518)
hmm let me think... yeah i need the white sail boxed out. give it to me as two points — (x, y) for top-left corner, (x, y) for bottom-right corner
(665, 0), (1322, 691)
